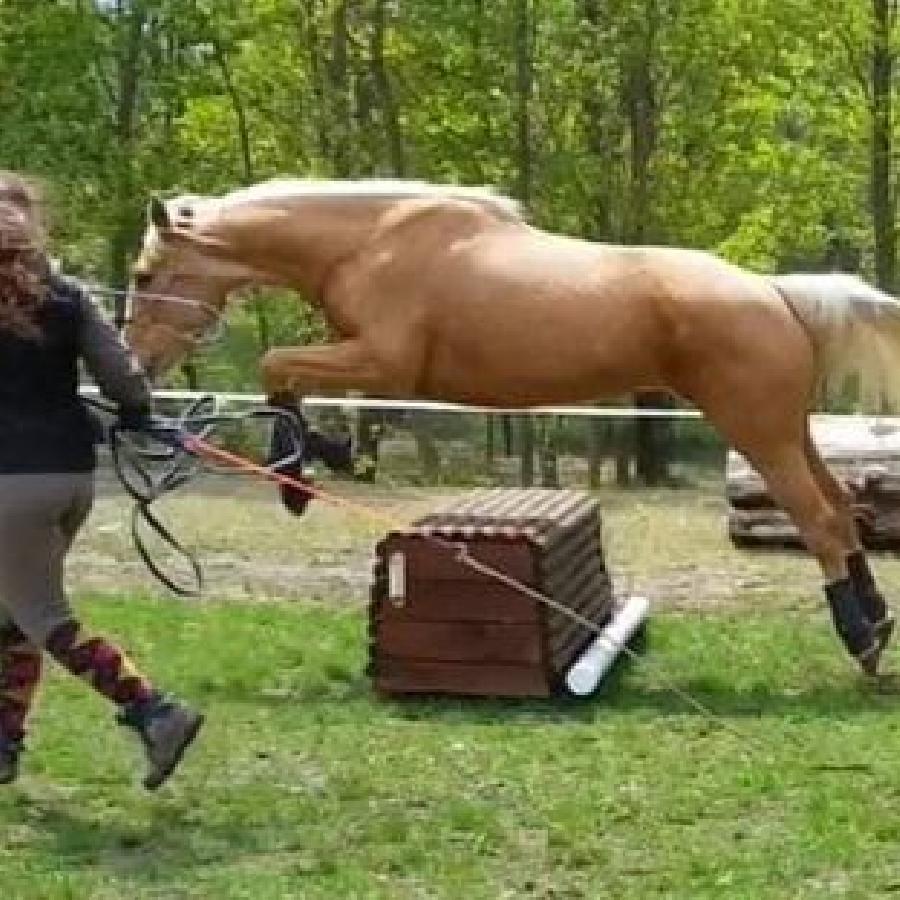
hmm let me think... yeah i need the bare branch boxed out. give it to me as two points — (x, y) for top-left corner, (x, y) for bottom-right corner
(833, 21), (872, 104)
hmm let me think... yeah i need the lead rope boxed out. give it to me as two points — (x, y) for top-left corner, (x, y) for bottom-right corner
(182, 432), (778, 756)
(85, 394), (308, 597)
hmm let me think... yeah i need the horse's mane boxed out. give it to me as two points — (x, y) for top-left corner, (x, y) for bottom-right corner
(773, 273), (895, 315)
(215, 179), (524, 220)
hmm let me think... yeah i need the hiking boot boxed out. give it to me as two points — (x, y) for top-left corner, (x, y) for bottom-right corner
(0, 737), (21, 785)
(118, 694), (203, 791)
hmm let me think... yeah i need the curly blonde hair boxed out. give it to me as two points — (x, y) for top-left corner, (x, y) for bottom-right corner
(0, 171), (42, 216)
(0, 202), (49, 341)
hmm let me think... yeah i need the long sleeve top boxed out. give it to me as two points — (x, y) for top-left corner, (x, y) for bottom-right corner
(0, 275), (152, 472)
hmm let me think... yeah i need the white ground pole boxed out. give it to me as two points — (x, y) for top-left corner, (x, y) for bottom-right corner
(565, 595), (651, 696)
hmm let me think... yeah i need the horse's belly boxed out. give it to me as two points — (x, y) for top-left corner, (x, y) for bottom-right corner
(421, 311), (659, 406)
(404, 232), (760, 406)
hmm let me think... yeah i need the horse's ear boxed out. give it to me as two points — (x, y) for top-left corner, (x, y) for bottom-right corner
(149, 197), (170, 230)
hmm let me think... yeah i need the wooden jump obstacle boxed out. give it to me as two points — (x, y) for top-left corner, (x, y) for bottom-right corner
(368, 488), (648, 698)
(727, 418), (900, 550)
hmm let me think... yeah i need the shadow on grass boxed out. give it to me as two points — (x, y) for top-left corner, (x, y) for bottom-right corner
(365, 653), (900, 726)
(11, 790), (263, 881)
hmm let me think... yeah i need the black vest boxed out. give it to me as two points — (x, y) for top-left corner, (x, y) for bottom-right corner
(0, 277), (96, 473)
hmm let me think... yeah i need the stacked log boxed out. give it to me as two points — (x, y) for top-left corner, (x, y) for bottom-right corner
(727, 417), (900, 550)
(368, 488), (614, 697)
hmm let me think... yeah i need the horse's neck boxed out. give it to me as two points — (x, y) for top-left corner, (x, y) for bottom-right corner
(210, 198), (389, 298)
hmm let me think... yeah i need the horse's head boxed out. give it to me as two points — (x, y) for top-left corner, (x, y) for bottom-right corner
(125, 196), (253, 380)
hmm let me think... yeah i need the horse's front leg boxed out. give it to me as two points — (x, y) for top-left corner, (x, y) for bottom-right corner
(260, 341), (405, 397)
(259, 342), (403, 512)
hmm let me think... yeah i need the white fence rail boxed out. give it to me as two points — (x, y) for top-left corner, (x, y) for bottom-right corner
(78, 386), (900, 427)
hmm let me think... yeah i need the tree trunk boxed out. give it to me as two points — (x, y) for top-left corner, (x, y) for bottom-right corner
(539, 417), (560, 488)
(624, 0), (670, 486)
(872, 0), (897, 292)
(182, 361), (199, 391)
(329, 0), (352, 179)
(519, 416), (536, 487)
(514, 0), (534, 207)
(355, 414), (381, 482)
(299, 1), (334, 162)
(210, 33), (272, 354)
(579, 0), (617, 241)
(514, 0), (536, 487)
(623, 2), (658, 245)
(485, 415), (496, 472)
(371, 0), (406, 177)
(634, 393), (672, 486)
(211, 38), (255, 185)
(581, 0), (621, 488)
(615, 432), (632, 487)
(325, 0), (380, 479)
(109, 0), (145, 290)
(413, 416), (440, 482)
(588, 419), (607, 489)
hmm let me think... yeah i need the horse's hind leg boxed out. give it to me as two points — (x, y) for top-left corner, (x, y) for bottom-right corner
(739, 437), (881, 674)
(802, 428), (863, 553)
(804, 429), (895, 651)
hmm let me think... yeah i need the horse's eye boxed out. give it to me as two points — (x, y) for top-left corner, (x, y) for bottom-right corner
(133, 273), (153, 290)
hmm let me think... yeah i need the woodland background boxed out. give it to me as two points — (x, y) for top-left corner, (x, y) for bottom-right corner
(1, 0), (897, 485)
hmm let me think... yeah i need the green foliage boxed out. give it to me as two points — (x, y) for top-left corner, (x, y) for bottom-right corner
(0, 0), (895, 393)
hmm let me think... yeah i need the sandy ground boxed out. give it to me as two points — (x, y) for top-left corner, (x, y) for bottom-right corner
(64, 471), (900, 614)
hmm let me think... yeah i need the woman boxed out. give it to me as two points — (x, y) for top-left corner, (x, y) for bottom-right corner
(0, 174), (202, 790)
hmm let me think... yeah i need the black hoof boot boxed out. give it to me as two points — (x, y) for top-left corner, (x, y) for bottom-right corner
(307, 429), (353, 474)
(826, 577), (880, 676)
(847, 551), (895, 653)
(266, 394), (314, 516)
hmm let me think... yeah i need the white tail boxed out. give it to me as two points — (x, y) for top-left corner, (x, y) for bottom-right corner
(772, 273), (900, 410)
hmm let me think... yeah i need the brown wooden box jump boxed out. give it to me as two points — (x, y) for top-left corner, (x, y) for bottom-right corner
(368, 488), (614, 697)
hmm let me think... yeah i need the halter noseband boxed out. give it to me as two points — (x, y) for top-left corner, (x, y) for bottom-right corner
(90, 284), (225, 348)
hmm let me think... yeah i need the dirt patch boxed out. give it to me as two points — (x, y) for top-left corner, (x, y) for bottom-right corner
(70, 480), (900, 612)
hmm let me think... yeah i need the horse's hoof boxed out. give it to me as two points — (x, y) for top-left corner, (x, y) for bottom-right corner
(278, 482), (312, 516)
(856, 643), (882, 678)
(874, 614), (895, 653)
(273, 456), (314, 516)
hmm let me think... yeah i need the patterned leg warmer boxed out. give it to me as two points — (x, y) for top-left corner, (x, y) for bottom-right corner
(46, 620), (155, 708)
(0, 622), (42, 742)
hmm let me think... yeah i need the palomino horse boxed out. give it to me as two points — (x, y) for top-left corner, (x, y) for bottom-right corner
(124, 179), (900, 675)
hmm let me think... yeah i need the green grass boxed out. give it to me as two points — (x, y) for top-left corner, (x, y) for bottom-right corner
(2, 594), (900, 899)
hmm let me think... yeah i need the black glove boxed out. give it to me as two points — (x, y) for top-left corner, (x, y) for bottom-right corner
(117, 408), (190, 451)
(144, 417), (192, 450)
(116, 405), (153, 431)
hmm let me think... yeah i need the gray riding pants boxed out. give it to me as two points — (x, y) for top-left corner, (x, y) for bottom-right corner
(0, 473), (94, 647)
